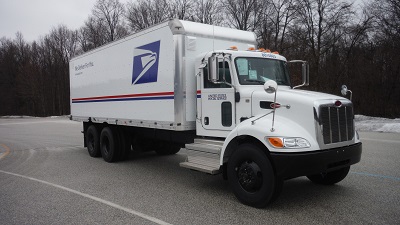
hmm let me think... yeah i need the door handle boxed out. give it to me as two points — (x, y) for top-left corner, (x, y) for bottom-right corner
(204, 117), (209, 125)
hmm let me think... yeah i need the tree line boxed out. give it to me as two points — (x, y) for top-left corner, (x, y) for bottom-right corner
(0, 0), (399, 118)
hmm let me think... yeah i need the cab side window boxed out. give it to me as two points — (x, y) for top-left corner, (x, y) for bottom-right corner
(204, 61), (232, 88)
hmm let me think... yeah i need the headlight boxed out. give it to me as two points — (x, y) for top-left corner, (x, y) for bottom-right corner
(266, 137), (311, 149)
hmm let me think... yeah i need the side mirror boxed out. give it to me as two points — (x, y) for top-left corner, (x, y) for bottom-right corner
(208, 55), (219, 82)
(289, 60), (309, 89)
(264, 80), (278, 94)
(341, 85), (348, 96)
(341, 84), (352, 101)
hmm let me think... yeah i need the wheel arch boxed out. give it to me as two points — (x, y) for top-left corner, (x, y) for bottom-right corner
(222, 135), (278, 180)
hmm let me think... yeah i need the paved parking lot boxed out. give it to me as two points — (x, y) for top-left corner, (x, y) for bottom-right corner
(0, 117), (399, 224)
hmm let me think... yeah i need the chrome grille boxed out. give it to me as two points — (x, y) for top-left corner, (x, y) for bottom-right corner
(320, 104), (354, 144)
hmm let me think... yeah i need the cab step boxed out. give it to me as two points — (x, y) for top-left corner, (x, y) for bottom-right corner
(180, 157), (221, 174)
(179, 138), (224, 174)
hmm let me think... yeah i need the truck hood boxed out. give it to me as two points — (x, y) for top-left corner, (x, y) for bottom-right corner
(249, 87), (352, 150)
(251, 87), (348, 116)
(268, 87), (347, 102)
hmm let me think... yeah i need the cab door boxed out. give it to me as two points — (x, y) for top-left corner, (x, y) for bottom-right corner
(201, 61), (235, 131)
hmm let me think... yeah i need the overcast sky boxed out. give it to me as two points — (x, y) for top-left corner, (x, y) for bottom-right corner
(1, 0), (367, 43)
(0, 0), (127, 42)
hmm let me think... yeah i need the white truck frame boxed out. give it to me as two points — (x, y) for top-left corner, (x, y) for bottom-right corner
(70, 19), (362, 207)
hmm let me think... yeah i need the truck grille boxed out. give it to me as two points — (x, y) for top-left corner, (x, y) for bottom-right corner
(320, 104), (354, 144)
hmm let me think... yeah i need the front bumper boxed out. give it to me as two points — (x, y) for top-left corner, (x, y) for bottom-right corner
(270, 142), (362, 180)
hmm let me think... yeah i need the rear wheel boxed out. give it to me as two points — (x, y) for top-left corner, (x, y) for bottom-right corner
(307, 166), (350, 185)
(227, 144), (279, 208)
(86, 125), (100, 157)
(100, 127), (119, 163)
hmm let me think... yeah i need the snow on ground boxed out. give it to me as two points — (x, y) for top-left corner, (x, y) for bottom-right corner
(1, 115), (400, 133)
(355, 115), (400, 133)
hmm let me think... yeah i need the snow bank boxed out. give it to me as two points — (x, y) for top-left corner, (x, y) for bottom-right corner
(355, 115), (400, 133)
(0, 115), (34, 118)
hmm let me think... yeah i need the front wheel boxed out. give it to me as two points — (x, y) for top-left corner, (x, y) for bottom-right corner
(307, 166), (350, 185)
(227, 144), (279, 208)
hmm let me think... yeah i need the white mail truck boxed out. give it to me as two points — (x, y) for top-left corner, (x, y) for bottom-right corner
(70, 19), (362, 207)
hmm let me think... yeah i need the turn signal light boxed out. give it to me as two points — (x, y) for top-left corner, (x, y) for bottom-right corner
(267, 137), (311, 149)
(268, 137), (284, 148)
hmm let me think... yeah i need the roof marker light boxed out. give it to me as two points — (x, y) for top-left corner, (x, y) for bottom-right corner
(263, 49), (271, 53)
(229, 46), (238, 51)
(247, 47), (256, 51)
(272, 51), (279, 54)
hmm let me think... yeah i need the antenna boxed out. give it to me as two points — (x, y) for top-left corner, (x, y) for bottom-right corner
(212, 24), (215, 51)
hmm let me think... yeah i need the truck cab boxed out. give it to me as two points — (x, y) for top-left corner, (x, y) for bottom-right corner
(181, 47), (362, 207)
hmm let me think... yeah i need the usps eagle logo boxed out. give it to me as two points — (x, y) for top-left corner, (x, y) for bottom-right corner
(131, 40), (160, 85)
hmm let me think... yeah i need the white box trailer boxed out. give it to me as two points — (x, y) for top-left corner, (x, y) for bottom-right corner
(70, 19), (362, 208)
(70, 20), (255, 130)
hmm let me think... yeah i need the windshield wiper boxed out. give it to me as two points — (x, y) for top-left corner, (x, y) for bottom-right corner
(244, 79), (265, 84)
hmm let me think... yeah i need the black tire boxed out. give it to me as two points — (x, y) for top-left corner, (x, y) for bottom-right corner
(227, 144), (279, 208)
(155, 143), (181, 155)
(100, 127), (119, 163)
(270, 177), (284, 203)
(86, 125), (100, 157)
(307, 166), (350, 185)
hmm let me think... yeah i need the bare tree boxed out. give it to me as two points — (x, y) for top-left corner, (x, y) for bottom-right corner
(47, 25), (79, 115)
(49, 25), (79, 63)
(295, 0), (354, 83)
(369, 0), (400, 42)
(364, 0), (400, 117)
(126, 0), (171, 32)
(257, 0), (297, 53)
(92, 0), (127, 42)
(170, 0), (194, 20)
(191, 0), (223, 25)
(222, 0), (263, 31)
(0, 37), (19, 115)
(80, 16), (108, 51)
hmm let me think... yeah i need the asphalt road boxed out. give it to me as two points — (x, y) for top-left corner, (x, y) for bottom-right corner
(0, 117), (399, 225)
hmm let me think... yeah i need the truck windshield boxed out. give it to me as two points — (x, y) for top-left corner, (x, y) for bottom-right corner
(235, 57), (290, 86)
